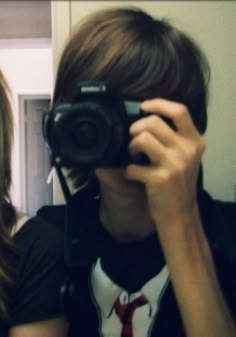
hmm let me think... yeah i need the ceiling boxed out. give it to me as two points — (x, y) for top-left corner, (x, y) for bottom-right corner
(0, 1), (51, 39)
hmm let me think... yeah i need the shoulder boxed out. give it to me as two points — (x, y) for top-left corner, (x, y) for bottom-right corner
(12, 216), (64, 275)
(214, 200), (236, 230)
(200, 190), (236, 254)
(200, 191), (236, 317)
(13, 215), (64, 245)
(9, 216), (66, 326)
(200, 189), (236, 220)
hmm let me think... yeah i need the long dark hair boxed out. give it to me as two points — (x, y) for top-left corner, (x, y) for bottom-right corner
(0, 69), (17, 319)
(52, 6), (210, 187)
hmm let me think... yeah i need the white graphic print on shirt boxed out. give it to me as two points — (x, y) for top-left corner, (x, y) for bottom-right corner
(89, 258), (170, 337)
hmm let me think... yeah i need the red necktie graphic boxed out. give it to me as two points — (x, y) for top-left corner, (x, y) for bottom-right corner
(114, 294), (148, 337)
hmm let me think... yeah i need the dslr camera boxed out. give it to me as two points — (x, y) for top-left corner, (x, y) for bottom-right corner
(44, 81), (151, 168)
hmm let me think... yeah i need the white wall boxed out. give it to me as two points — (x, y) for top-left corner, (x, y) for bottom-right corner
(0, 38), (53, 210)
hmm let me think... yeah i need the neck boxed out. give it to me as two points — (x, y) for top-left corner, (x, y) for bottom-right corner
(99, 182), (156, 243)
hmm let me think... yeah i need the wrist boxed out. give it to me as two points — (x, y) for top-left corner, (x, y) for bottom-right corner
(156, 203), (213, 267)
(156, 203), (203, 243)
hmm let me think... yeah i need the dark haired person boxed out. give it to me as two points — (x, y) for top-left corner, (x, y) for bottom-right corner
(0, 69), (68, 336)
(49, 7), (236, 337)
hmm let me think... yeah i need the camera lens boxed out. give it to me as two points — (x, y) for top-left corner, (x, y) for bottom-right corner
(73, 121), (98, 148)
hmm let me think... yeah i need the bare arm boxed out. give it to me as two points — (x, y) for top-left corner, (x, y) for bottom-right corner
(158, 206), (236, 337)
(9, 317), (68, 337)
(126, 98), (236, 337)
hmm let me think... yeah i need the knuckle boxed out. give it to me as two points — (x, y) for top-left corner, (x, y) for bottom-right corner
(198, 137), (206, 154)
(148, 115), (159, 124)
(143, 115), (160, 129)
(138, 131), (150, 144)
(169, 160), (186, 179)
(175, 104), (188, 119)
(185, 147), (197, 161)
(185, 138), (205, 162)
(173, 159), (185, 172)
(154, 170), (170, 185)
(191, 137), (205, 159)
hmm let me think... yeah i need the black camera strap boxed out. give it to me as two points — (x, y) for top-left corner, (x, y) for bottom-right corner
(53, 163), (97, 319)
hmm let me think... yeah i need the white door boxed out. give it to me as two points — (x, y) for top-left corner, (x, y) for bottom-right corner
(24, 99), (53, 216)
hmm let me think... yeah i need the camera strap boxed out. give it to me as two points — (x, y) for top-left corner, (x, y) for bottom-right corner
(54, 163), (97, 318)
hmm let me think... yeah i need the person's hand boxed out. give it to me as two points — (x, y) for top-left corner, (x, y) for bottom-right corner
(125, 98), (205, 234)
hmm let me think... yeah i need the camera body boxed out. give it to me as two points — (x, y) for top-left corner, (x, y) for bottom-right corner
(45, 82), (148, 168)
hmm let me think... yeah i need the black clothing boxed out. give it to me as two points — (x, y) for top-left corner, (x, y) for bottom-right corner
(38, 189), (236, 337)
(0, 217), (66, 337)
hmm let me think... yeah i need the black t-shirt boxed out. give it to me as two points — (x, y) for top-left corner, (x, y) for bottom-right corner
(0, 216), (66, 337)
(62, 190), (236, 337)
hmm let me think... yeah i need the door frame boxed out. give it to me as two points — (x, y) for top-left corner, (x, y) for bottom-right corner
(19, 94), (51, 213)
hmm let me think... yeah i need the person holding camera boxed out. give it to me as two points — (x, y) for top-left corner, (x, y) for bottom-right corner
(0, 69), (68, 337)
(45, 6), (236, 337)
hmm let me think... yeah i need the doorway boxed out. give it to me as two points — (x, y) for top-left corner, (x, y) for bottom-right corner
(19, 95), (53, 216)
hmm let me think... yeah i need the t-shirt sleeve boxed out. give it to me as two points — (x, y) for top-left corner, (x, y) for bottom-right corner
(10, 217), (66, 325)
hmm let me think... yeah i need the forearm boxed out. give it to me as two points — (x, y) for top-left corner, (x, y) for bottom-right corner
(157, 207), (236, 337)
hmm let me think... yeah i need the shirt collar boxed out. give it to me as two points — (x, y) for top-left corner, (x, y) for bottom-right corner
(89, 258), (170, 319)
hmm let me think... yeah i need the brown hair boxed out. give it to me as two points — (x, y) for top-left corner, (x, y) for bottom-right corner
(52, 6), (210, 186)
(0, 69), (17, 319)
